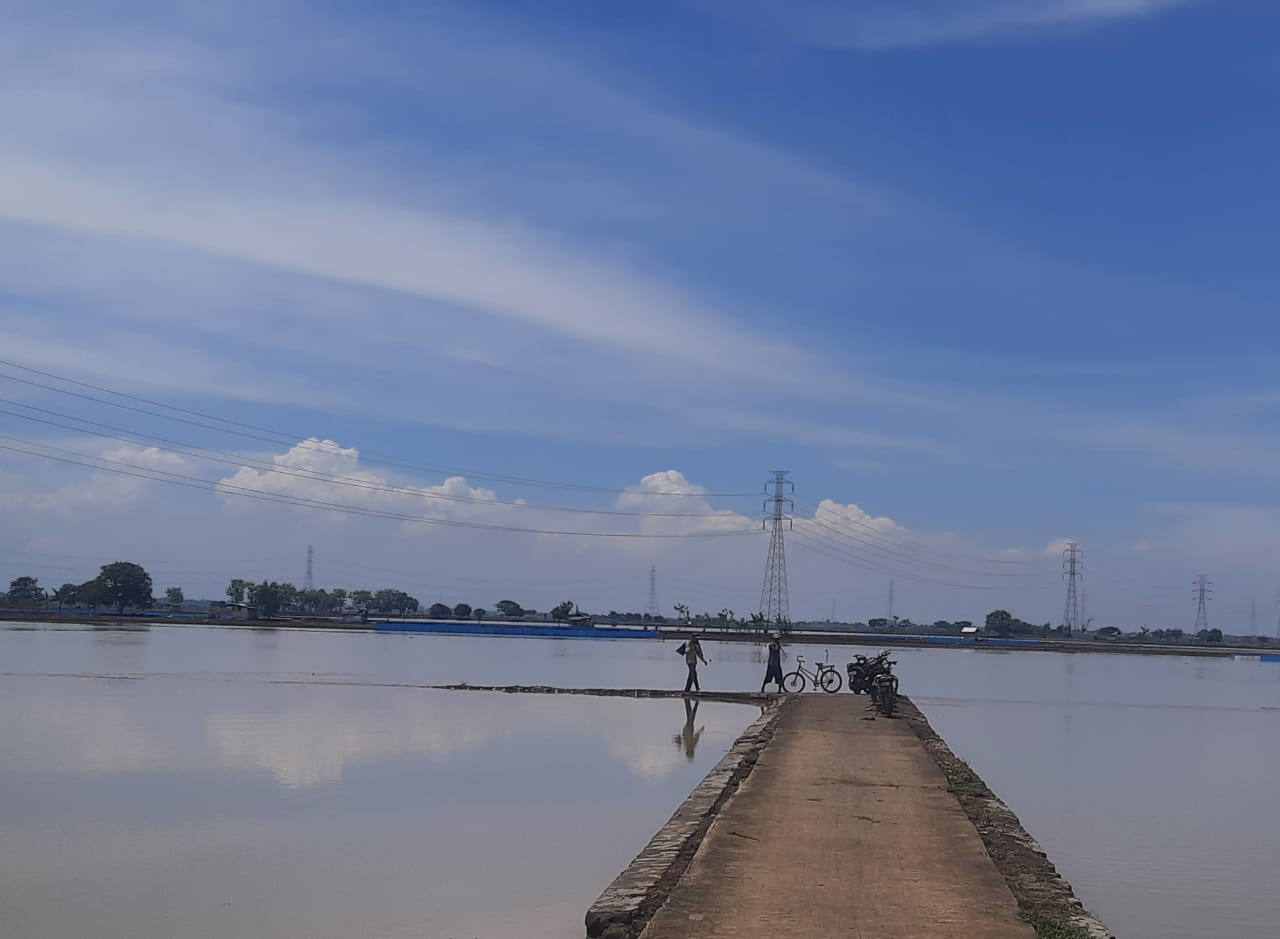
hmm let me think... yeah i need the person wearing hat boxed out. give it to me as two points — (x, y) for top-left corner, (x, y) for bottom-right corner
(683, 633), (708, 692)
(761, 633), (785, 692)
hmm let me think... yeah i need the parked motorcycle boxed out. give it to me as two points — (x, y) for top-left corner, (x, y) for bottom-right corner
(846, 650), (892, 695)
(870, 662), (899, 717)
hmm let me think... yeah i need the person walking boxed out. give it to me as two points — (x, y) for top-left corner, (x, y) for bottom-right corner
(761, 633), (785, 692)
(682, 633), (708, 692)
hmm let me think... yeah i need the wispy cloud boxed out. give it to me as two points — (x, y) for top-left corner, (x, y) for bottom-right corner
(741, 0), (1194, 49)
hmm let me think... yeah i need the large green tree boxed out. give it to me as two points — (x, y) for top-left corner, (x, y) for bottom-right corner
(55, 583), (79, 609)
(165, 586), (184, 606)
(96, 562), (154, 614)
(428, 602), (452, 618)
(253, 582), (284, 618)
(494, 600), (525, 618)
(551, 600), (575, 622)
(985, 609), (1014, 638)
(453, 602), (472, 619)
(8, 576), (41, 602)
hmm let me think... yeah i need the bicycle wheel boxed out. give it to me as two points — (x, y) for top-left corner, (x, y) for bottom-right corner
(818, 668), (842, 694)
(782, 671), (806, 693)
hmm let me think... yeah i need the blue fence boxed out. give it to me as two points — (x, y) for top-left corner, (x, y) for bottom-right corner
(373, 620), (656, 640)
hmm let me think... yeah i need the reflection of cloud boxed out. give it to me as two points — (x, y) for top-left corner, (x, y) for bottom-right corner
(6, 676), (754, 790)
(206, 697), (504, 787)
(208, 691), (749, 788)
(613, 739), (685, 780)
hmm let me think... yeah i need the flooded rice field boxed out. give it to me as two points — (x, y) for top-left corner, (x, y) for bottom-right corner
(1, 622), (1277, 938)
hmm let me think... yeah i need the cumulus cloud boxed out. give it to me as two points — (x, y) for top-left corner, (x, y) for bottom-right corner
(216, 438), (502, 527)
(807, 499), (908, 537)
(614, 470), (753, 536)
(0, 443), (187, 519)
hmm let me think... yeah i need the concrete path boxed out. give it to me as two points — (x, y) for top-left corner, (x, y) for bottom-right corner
(640, 695), (1034, 939)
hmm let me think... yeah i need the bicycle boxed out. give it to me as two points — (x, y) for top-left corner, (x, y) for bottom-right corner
(783, 652), (843, 693)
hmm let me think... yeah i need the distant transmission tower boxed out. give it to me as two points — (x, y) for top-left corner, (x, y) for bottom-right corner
(646, 565), (659, 618)
(304, 545), (314, 590)
(758, 471), (794, 625)
(1061, 542), (1083, 634)
(1193, 575), (1212, 631)
(888, 579), (895, 621)
(1251, 596), (1258, 635)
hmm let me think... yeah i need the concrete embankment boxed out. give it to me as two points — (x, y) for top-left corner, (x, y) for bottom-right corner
(587, 694), (1112, 939)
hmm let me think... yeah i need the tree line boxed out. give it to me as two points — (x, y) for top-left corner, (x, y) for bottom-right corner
(6, 562), (155, 614)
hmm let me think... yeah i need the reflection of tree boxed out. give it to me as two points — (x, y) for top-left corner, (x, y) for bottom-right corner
(673, 697), (704, 761)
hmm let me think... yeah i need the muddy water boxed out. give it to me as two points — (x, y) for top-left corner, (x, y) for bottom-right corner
(2, 622), (1278, 938)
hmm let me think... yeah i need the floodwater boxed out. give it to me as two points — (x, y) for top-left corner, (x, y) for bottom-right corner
(2, 623), (1278, 939)
(0, 624), (757, 939)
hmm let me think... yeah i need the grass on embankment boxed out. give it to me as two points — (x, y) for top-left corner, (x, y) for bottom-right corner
(1022, 912), (1096, 939)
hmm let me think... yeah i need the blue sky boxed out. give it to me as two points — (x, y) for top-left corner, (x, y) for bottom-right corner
(1, 0), (1278, 629)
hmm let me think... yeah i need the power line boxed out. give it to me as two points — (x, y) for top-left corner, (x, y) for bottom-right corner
(0, 435), (761, 540)
(0, 360), (756, 498)
(792, 498), (1041, 566)
(0, 399), (748, 519)
(796, 507), (1054, 581)
(788, 528), (997, 590)
(793, 506), (1054, 580)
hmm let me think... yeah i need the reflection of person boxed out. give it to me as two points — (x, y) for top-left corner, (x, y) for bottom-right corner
(683, 634), (708, 692)
(673, 697), (703, 761)
(761, 634), (785, 692)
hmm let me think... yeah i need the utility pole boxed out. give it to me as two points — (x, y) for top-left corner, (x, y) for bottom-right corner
(646, 566), (659, 619)
(759, 471), (793, 627)
(888, 579), (895, 622)
(304, 545), (314, 591)
(1061, 542), (1082, 635)
(1193, 575), (1212, 632)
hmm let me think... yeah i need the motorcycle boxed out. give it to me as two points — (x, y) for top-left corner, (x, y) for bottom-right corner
(846, 650), (892, 695)
(869, 661), (899, 717)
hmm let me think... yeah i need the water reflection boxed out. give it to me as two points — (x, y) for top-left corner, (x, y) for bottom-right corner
(0, 649), (756, 939)
(673, 697), (703, 761)
(4, 622), (1280, 939)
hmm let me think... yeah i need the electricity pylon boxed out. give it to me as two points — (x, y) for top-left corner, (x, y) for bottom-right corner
(759, 471), (793, 626)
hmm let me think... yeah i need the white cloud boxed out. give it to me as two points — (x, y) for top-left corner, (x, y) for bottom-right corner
(216, 438), (502, 527)
(808, 499), (908, 537)
(0, 443), (188, 519)
(757, 0), (1194, 49)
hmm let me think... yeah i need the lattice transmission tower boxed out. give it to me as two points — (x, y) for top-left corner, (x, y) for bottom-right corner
(1193, 575), (1212, 632)
(646, 565), (659, 618)
(1061, 542), (1083, 634)
(758, 471), (794, 626)
(304, 545), (314, 590)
